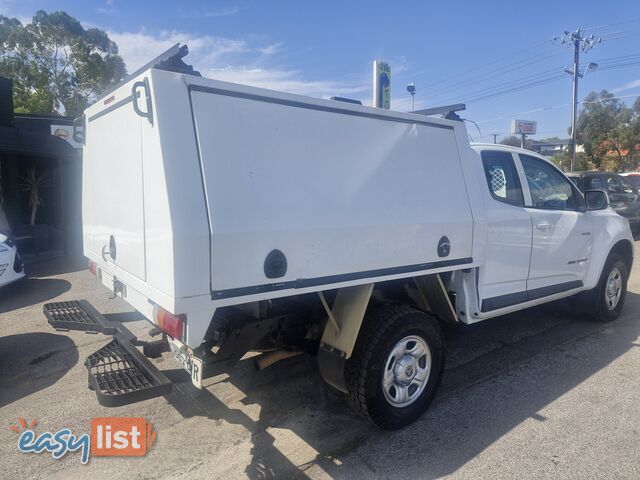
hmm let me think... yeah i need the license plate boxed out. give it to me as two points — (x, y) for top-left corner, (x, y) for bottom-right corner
(168, 337), (203, 389)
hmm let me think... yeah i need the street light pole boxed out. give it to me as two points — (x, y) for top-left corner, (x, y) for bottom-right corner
(406, 83), (416, 112)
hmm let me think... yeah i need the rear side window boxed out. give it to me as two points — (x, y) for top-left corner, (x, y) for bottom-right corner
(481, 150), (524, 207)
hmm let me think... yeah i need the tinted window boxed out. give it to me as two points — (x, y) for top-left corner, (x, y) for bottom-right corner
(607, 175), (633, 193)
(481, 150), (524, 207)
(606, 175), (626, 194)
(623, 175), (640, 189)
(587, 176), (605, 191)
(567, 176), (582, 190)
(520, 154), (583, 210)
(613, 175), (635, 194)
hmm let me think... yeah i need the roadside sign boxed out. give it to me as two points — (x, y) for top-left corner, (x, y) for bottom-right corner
(511, 119), (537, 135)
(51, 124), (82, 148)
(373, 61), (391, 109)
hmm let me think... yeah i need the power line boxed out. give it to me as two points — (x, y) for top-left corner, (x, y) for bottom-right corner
(417, 59), (640, 108)
(583, 18), (640, 32)
(413, 50), (565, 103)
(422, 50), (640, 106)
(408, 39), (559, 90)
(475, 93), (640, 126)
(429, 67), (562, 103)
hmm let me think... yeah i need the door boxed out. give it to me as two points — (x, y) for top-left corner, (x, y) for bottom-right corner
(83, 84), (147, 281)
(518, 154), (592, 295)
(477, 150), (532, 311)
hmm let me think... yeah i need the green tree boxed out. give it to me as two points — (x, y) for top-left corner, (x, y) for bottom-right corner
(576, 90), (638, 171)
(0, 11), (126, 117)
(499, 135), (535, 150)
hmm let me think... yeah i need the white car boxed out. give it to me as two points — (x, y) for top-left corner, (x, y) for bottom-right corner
(0, 233), (25, 287)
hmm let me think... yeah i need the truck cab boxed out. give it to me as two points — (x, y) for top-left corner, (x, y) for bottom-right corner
(466, 144), (632, 321)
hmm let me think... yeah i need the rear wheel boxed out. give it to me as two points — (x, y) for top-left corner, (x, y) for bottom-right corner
(591, 253), (628, 322)
(345, 305), (444, 430)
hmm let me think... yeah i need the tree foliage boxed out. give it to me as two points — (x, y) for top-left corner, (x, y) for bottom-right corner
(576, 90), (640, 171)
(0, 11), (127, 117)
(499, 135), (535, 150)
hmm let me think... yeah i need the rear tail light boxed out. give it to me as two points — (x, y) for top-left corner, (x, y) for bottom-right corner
(88, 260), (97, 276)
(153, 305), (185, 340)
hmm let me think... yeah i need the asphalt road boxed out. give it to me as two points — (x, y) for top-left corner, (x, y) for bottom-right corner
(1, 247), (639, 479)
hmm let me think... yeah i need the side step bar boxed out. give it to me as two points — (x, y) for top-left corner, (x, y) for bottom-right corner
(44, 300), (172, 407)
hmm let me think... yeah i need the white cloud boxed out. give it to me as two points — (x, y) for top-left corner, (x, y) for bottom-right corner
(107, 29), (368, 100)
(203, 7), (240, 17)
(96, 7), (117, 15)
(179, 6), (240, 18)
(108, 30), (249, 73)
(612, 79), (640, 93)
(0, 0), (32, 25)
(258, 43), (282, 56)
(203, 66), (368, 98)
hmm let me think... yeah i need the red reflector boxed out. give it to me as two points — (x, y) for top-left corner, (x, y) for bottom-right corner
(103, 95), (115, 105)
(153, 305), (185, 340)
(88, 260), (97, 276)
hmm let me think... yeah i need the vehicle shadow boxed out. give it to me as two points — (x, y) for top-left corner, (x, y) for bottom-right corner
(0, 277), (71, 314)
(162, 292), (640, 479)
(0, 333), (79, 408)
(23, 255), (88, 277)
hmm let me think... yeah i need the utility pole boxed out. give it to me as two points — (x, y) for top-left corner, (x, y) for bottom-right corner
(491, 133), (498, 144)
(554, 28), (601, 171)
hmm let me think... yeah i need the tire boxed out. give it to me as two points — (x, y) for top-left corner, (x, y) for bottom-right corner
(590, 253), (628, 322)
(345, 305), (445, 430)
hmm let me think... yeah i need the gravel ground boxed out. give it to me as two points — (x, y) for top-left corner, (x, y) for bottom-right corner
(1, 246), (639, 479)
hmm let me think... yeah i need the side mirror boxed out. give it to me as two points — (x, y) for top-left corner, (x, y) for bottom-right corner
(585, 190), (609, 210)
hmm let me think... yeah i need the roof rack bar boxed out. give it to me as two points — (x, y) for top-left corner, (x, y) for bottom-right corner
(413, 103), (466, 118)
(95, 44), (184, 102)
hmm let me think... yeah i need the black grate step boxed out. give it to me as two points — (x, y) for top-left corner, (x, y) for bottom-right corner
(44, 300), (115, 334)
(85, 337), (171, 406)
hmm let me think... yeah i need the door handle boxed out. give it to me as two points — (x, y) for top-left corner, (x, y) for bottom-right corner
(132, 77), (153, 125)
(536, 223), (552, 231)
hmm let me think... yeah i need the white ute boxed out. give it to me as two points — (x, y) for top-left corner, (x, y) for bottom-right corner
(44, 45), (633, 429)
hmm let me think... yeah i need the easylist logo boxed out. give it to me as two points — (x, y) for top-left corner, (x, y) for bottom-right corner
(91, 417), (156, 457)
(11, 417), (156, 464)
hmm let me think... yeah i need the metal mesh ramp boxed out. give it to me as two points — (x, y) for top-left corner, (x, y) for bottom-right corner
(86, 337), (171, 406)
(44, 299), (171, 406)
(44, 300), (106, 333)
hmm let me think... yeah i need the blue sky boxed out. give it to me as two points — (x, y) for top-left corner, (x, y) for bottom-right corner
(2, 0), (640, 141)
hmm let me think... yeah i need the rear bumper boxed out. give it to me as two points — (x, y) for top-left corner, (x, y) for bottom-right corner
(44, 300), (172, 407)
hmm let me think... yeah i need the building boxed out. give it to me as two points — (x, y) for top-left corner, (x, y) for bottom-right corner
(0, 77), (82, 256)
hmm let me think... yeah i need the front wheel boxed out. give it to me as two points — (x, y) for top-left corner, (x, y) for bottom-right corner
(345, 305), (445, 430)
(591, 253), (628, 322)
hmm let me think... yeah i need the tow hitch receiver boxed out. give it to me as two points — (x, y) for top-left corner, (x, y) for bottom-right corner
(44, 300), (172, 407)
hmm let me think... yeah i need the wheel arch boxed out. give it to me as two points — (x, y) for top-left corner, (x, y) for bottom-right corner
(610, 239), (634, 274)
